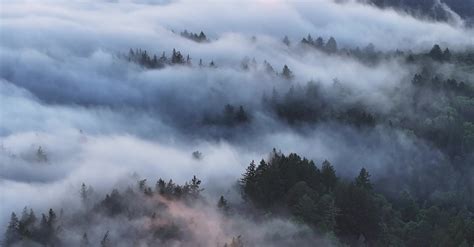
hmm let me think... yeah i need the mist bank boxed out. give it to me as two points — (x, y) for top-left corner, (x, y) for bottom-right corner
(3, 150), (474, 246)
(1, 0), (474, 246)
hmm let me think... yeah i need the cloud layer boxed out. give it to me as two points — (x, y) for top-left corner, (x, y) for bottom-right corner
(1, 0), (473, 241)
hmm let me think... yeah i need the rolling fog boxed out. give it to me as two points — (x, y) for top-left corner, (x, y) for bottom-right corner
(1, 0), (473, 244)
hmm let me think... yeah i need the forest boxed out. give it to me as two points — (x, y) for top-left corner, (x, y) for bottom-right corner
(3, 150), (474, 246)
(1, 0), (473, 246)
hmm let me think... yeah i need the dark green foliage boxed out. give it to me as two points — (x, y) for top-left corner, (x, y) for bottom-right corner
(240, 150), (322, 209)
(239, 151), (474, 246)
(18, 207), (36, 240)
(355, 168), (372, 190)
(171, 48), (185, 64)
(180, 30), (209, 43)
(217, 195), (230, 214)
(266, 81), (377, 127)
(127, 48), (165, 68)
(428, 44), (453, 62)
(203, 104), (250, 127)
(100, 189), (125, 216)
(340, 108), (376, 128)
(4, 156), (474, 246)
(155, 175), (203, 200)
(267, 82), (322, 124)
(315, 37), (324, 48)
(301, 34), (326, 51)
(398, 191), (419, 222)
(5, 39), (474, 246)
(2, 176), (205, 246)
(443, 48), (451, 61)
(429, 44), (444, 61)
(126, 48), (194, 69)
(3, 213), (20, 246)
(334, 182), (381, 244)
(325, 37), (338, 54)
(320, 160), (337, 192)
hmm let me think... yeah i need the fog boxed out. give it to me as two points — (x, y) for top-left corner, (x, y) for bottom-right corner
(1, 0), (473, 246)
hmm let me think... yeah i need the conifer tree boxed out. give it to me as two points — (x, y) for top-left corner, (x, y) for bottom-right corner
(217, 195), (230, 214)
(429, 44), (444, 61)
(325, 37), (338, 54)
(321, 160), (338, 192)
(355, 168), (372, 190)
(281, 65), (294, 80)
(3, 213), (20, 246)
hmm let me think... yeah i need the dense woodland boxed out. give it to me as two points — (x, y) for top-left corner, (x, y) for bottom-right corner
(3, 0), (474, 246)
(3, 31), (474, 246)
(124, 33), (474, 162)
(3, 150), (474, 246)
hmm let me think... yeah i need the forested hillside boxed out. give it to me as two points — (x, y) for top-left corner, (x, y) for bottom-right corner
(1, 0), (473, 246)
(364, 0), (474, 25)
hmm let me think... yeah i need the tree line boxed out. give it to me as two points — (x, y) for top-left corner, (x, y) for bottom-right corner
(239, 150), (474, 246)
(4, 150), (474, 246)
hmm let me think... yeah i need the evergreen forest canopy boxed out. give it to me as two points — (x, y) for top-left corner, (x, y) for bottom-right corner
(1, 0), (473, 246)
(3, 151), (474, 246)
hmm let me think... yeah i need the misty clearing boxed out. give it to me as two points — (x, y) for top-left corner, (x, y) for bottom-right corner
(1, 0), (474, 246)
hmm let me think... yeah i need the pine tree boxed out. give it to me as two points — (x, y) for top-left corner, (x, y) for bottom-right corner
(3, 213), (20, 246)
(307, 34), (314, 45)
(186, 54), (191, 65)
(159, 52), (167, 63)
(235, 106), (249, 123)
(240, 160), (256, 186)
(429, 44), (443, 61)
(217, 195), (230, 214)
(321, 160), (338, 192)
(189, 176), (203, 199)
(325, 37), (338, 54)
(281, 65), (294, 80)
(240, 161), (258, 201)
(152, 54), (158, 67)
(263, 60), (275, 74)
(315, 37), (324, 48)
(355, 168), (372, 190)
(43, 208), (59, 245)
(171, 49), (185, 64)
(198, 31), (207, 42)
(36, 146), (48, 162)
(443, 48), (451, 61)
(19, 207), (36, 237)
